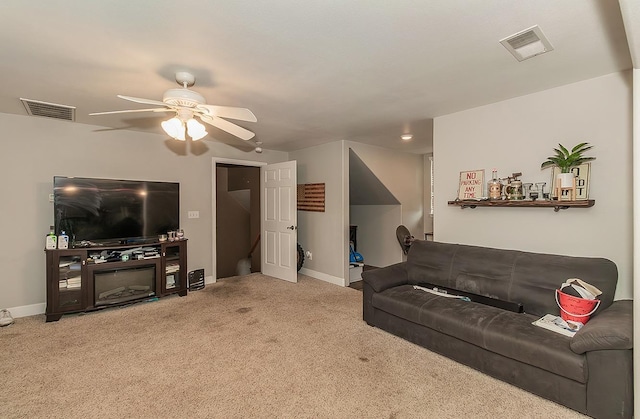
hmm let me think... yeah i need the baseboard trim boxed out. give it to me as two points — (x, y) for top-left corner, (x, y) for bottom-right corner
(205, 275), (216, 285)
(7, 303), (46, 318)
(299, 268), (347, 287)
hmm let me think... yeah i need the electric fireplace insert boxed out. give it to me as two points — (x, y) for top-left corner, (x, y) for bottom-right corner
(93, 265), (156, 307)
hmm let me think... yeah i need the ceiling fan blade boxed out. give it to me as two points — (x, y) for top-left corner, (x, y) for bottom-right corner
(199, 114), (256, 141)
(89, 108), (172, 116)
(196, 104), (257, 122)
(117, 95), (167, 107)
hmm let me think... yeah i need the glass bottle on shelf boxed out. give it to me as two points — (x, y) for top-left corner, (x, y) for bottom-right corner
(488, 169), (502, 200)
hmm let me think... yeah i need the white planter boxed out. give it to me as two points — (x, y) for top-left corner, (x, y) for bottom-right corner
(557, 172), (575, 188)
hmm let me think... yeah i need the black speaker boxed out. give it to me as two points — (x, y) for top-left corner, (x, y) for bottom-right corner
(188, 269), (205, 291)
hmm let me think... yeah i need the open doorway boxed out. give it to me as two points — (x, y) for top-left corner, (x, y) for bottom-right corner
(215, 163), (261, 279)
(348, 149), (403, 269)
(348, 149), (402, 289)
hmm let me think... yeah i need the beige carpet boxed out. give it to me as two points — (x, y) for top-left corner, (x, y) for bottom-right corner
(1, 274), (585, 419)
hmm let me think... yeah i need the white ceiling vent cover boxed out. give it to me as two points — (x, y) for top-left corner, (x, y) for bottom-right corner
(20, 98), (76, 121)
(500, 25), (554, 62)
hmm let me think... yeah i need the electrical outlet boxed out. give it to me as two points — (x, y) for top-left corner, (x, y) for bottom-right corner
(188, 211), (200, 219)
(305, 250), (312, 260)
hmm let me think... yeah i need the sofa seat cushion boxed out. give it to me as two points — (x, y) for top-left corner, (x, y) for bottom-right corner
(372, 285), (587, 383)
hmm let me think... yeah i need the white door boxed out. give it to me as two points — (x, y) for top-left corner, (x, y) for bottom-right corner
(261, 160), (297, 282)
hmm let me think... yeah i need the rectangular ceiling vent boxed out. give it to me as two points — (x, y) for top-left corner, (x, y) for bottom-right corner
(20, 98), (76, 121)
(500, 25), (554, 62)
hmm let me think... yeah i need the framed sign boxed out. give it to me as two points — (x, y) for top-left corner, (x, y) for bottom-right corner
(458, 170), (485, 200)
(551, 163), (590, 200)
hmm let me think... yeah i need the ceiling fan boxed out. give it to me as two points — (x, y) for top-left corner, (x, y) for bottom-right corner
(90, 71), (257, 141)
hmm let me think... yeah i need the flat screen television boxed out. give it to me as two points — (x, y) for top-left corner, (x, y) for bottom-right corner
(54, 176), (180, 246)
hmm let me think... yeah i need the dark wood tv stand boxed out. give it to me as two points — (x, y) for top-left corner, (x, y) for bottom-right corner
(45, 239), (187, 322)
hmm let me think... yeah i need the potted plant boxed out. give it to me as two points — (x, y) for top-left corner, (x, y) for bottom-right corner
(541, 142), (595, 188)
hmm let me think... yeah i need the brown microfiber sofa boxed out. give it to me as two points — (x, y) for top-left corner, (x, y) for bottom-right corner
(362, 240), (633, 418)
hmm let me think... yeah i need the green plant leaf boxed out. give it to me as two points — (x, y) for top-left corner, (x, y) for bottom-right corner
(558, 144), (570, 158)
(541, 142), (595, 172)
(571, 142), (592, 154)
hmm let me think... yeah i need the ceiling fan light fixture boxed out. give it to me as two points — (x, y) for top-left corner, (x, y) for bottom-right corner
(162, 116), (186, 141)
(175, 124), (186, 141)
(186, 118), (207, 141)
(91, 71), (256, 143)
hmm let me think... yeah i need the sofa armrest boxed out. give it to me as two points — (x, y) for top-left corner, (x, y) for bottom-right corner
(570, 300), (633, 354)
(362, 262), (408, 293)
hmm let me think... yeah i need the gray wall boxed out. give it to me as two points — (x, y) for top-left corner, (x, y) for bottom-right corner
(434, 71), (633, 300)
(1, 113), (287, 311)
(291, 141), (348, 284)
(349, 205), (402, 267)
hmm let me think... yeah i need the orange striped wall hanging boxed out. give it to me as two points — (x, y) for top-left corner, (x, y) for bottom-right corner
(297, 183), (325, 212)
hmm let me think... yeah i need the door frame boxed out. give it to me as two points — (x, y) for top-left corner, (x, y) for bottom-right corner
(211, 157), (267, 282)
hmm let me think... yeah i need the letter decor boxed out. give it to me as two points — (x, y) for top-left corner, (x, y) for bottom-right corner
(457, 170), (485, 200)
(297, 183), (325, 212)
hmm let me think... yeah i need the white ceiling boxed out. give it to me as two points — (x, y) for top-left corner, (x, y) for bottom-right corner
(0, 1), (635, 154)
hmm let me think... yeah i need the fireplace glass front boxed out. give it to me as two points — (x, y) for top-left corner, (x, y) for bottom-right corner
(94, 265), (156, 306)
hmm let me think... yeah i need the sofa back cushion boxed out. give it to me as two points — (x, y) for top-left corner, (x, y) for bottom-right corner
(406, 240), (618, 317)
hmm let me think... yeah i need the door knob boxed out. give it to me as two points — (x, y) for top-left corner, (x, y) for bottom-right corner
(287, 225), (297, 230)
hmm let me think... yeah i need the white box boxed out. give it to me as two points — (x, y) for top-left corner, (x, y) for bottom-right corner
(349, 264), (364, 283)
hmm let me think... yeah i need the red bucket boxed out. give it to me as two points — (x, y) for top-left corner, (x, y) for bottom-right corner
(555, 289), (600, 324)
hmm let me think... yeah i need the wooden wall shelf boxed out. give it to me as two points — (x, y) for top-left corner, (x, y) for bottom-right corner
(447, 199), (595, 212)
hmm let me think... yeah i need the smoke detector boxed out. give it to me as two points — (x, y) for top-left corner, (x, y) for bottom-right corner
(500, 25), (554, 62)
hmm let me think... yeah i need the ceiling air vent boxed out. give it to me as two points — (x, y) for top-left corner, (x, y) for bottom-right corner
(500, 25), (554, 62)
(20, 98), (76, 121)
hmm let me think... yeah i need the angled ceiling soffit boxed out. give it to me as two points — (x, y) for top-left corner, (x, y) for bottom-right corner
(349, 149), (400, 206)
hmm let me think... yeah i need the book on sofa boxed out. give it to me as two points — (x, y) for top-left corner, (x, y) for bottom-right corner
(532, 314), (583, 337)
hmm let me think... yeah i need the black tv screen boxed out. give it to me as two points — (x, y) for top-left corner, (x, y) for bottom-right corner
(54, 176), (180, 246)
